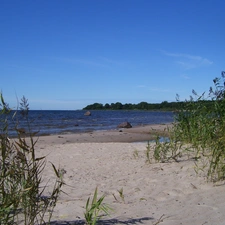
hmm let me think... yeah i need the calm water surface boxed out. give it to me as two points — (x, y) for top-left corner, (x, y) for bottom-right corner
(2, 110), (174, 137)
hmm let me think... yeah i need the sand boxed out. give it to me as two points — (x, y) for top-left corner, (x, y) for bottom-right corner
(33, 124), (225, 225)
(36, 124), (172, 144)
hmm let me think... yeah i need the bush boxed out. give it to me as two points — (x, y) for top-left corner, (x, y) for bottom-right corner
(0, 94), (64, 225)
(153, 71), (225, 182)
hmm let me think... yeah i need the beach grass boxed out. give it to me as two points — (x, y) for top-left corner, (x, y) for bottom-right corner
(0, 94), (64, 225)
(153, 72), (225, 182)
(84, 187), (112, 225)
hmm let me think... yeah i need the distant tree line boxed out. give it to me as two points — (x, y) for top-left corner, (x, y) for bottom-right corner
(83, 100), (215, 111)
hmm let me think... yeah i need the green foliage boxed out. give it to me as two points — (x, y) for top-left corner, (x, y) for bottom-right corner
(153, 135), (182, 163)
(153, 71), (225, 182)
(83, 100), (207, 111)
(145, 141), (152, 163)
(0, 94), (64, 225)
(117, 188), (125, 203)
(84, 187), (112, 225)
(84, 103), (104, 110)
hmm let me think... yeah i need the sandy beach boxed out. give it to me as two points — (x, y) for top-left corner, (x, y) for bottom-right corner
(36, 124), (172, 144)
(34, 124), (225, 225)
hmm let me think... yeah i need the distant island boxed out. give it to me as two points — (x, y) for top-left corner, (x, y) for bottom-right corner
(83, 101), (176, 111)
(83, 100), (214, 111)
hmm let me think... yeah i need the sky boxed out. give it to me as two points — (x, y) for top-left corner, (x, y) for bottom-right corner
(0, 0), (224, 110)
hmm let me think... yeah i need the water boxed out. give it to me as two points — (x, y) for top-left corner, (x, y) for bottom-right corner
(1, 110), (174, 137)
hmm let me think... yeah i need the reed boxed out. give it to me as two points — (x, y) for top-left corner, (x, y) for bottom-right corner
(153, 72), (225, 182)
(84, 187), (112, 225)
(0, 94), (64, 225)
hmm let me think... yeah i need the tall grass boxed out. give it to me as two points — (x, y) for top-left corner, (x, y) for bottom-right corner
(0, 94), (64, 225)
(153, 71), (225, 182)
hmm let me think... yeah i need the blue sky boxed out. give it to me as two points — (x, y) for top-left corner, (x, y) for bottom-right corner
(1, 0), (224, 110)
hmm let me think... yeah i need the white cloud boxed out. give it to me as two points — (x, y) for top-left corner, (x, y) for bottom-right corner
(162, 50), (213, 69)
(176, 61), (196, 70)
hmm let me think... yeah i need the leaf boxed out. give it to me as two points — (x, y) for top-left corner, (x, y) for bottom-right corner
(35, 156), (46, 161)
(51, 162), (60, 178)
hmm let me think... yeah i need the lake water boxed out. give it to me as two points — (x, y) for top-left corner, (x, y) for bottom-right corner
(2, 110), (175, 137)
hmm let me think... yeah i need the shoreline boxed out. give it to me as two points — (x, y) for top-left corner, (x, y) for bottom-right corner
(35, 123), (172, 146)
(8, 110), (174, 137)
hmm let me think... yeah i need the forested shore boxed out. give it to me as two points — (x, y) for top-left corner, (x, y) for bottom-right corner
(83, 100), (214, 111)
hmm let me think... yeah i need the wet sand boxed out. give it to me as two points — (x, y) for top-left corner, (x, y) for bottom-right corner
(36, 124), (172, 145)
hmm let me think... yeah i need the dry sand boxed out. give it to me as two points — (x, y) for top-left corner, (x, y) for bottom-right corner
(34, 124), (225, 225)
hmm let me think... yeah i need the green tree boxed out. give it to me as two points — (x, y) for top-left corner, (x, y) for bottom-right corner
(137, 101), (149, 110)
(104, 103), (110, 109)
(111, 102), (123, 110)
